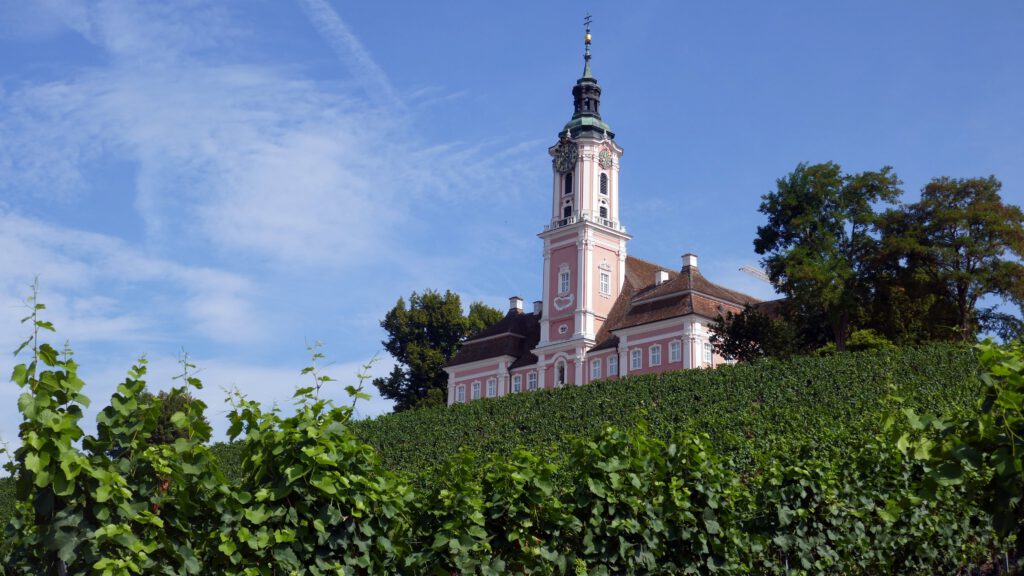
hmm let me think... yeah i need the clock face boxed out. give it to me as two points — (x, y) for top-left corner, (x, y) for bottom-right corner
(554, 141), (578, 173)
(598, 149), (612, 169)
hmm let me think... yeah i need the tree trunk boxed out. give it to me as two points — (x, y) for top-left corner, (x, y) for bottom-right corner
(834, 311), (848, 352)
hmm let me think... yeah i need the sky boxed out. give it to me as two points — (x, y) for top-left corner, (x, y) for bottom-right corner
(1, 1), (1022, 449)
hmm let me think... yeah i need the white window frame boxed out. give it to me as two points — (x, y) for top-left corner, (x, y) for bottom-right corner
(471, 381), (481, 400)
(555, 360), (567, 386)
(608, 355), (618, 375)
(630, 349), (642, 370)
(599, 271), (610, 296)
(669, 340), (681, 363)
(559, 270), (570, 294)
(704, 342), (713, 365)
(486, 378), (496, 398)
(527, 372), (538, 391)
(650, 344), (662, 367)
(456, 385), (465, 403)
(590, 358), (601, 380)
(511, 374), (522, 393)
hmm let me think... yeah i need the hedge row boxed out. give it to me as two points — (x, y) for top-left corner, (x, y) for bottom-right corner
(351, 344), (982, 479)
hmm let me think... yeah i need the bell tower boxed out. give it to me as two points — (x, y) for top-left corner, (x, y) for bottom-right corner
(534, 17), (630, 387)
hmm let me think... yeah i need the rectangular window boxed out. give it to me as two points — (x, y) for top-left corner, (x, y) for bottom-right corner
(512, 374), (522, 393)
(486, 378), (496, 398)
(527, 372), (538, 391)
(650, 345), (662, 366)
(590, 358), (601, 380)
(608, 355), (618, 375)
(471, 382), (481, 400)
(456, 385), (465, 403)
(669, 340), (681, 363)
(559, 271), (570, 294)
(599, 271), (610, 295)
(630, 349), (642, 370)
(704, 342), (713, 365)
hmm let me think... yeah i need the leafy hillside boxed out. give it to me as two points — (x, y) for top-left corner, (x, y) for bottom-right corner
(351, 344), (981, 478)
(5, 342), (1018, 573)
(0, 344), (980, 529)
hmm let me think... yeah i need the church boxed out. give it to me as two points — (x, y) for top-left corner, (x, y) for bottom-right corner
(444, 25), (760, 404)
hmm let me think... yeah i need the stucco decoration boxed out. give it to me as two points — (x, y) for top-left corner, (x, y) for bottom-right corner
(553, 293), (575, 311)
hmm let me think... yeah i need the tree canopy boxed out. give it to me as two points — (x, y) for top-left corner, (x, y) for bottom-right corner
(373, 290), (503, 412)
(881, 176), (1024, 341)
(754, 162), (902, 351)
(737, 164), (1023, 361)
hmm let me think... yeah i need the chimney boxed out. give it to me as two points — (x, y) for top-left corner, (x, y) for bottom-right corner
(533, 300), (543, 315)
(655, 270), (670, 285)
(682, 253), (698, 269)
(509, 296), (524, 313)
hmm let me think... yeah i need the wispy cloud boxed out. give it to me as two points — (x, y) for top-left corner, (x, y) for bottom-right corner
(0, 1), (534, 270)
(0, 209), (262, 347)
(295, 0), (404, 111)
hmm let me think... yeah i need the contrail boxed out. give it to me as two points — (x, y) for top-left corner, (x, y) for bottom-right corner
(295, 0), (405, 111)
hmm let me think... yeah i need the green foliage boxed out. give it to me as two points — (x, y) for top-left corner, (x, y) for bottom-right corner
(755, 162), (903, 350)
(210, 387), (413, 574)
(3, 296), (1019, 574)
(373, 290), (503, 412)
(912, 339), (1024, 557)
(467, 301), (505, 338)
(567, 426), (750, 574)
(711, 306), (800, 362)
(816, 329), (895, 356)
(880, 176), (1024, 341)
(3, 288), (226, 575)
(139, 387), (212, 446)
(353, 344), (981, 479)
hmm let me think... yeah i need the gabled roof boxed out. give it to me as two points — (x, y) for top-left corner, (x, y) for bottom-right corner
(609, 261), (761, 332)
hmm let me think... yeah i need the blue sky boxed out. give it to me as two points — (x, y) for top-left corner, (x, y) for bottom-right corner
(1, 1), (1022, 447)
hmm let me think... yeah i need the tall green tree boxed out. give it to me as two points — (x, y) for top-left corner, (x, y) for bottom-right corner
(881, 176), (1024, 341)
(373, 290), (503, 412)
(754, 162), (902, 351)
(466, 301), (504, 337)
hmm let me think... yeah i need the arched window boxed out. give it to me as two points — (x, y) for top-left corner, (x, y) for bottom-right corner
(563, 172), (573, 196)
(556, 360), (566, 386)
(600, 173), (608, 195)
(599, 205), (608, 219)
(563, 203), (572, 219)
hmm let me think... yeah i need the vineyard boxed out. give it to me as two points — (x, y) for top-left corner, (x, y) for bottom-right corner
(2, 308), (1022, 574)
(348, 344), (981, 478)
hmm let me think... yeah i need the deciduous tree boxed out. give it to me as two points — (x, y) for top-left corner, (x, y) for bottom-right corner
(710, 306), (799, 362)
(882, 176), (1024, 341)
(373, 290), (503, 412)
(754, 162), (902, 351)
